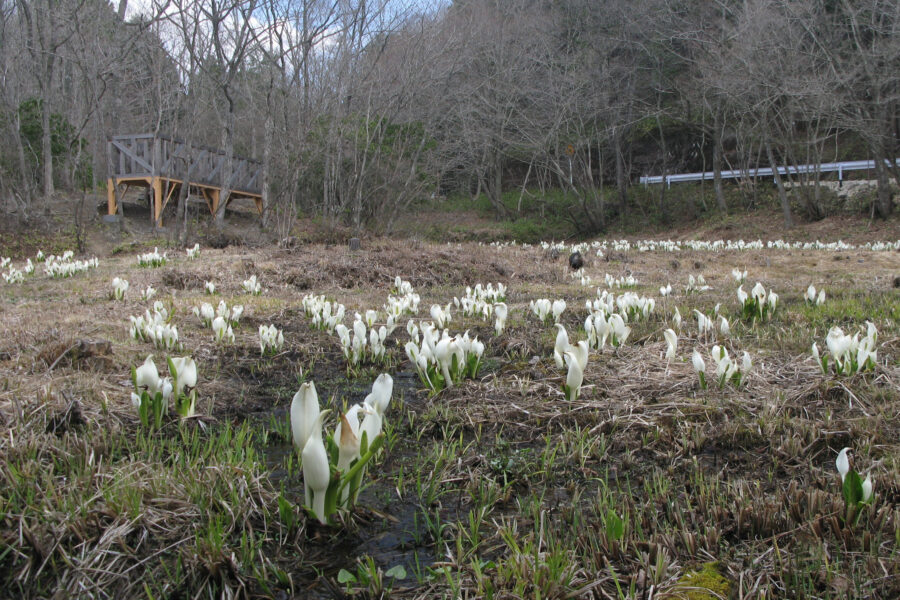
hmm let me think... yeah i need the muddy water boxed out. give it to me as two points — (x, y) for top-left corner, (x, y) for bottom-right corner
(258, 369), (435, 591)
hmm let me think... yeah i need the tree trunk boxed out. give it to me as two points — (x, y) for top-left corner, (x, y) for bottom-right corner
(766, 141), (792, 228)
(215, 102), (235, 229)
(713, 110), (727, 213)
(614, 128), (627, 218)
(262, 90), (274, 229)
(873, 150), (894, 219)
(14, 111), (31, 204)
(41, 91), (54, 197)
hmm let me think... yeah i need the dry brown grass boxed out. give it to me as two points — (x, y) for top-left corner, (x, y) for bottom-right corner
(1, 223), (899, 598)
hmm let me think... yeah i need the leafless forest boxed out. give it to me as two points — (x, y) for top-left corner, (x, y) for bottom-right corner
(1, 0), (899, 235)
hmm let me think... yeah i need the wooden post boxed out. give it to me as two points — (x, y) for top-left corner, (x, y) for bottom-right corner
(107, 179), (116, 215)
(209, 189), (220, 215)
(152, 177), (164, 226)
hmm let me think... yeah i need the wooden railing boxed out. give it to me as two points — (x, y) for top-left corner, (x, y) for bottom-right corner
(107, 133), (261, 195)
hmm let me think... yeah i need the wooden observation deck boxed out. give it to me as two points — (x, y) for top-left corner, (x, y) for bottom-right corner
(107, 133), (262, 225)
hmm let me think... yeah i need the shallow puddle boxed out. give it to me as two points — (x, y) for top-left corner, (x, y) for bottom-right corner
(257, 369), (435, 593)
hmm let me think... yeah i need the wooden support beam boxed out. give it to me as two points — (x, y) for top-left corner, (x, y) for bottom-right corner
(107, 179), (116, 215)
(209, 189), (220, 215)
(152, 177), (164, 226)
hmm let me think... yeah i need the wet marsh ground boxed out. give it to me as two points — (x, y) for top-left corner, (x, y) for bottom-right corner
(1, 235), (899, 599)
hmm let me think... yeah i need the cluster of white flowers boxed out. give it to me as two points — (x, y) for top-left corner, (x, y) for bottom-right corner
(193, 300), (242, 329)
(192, 302), (216, 328)
(3, 266), (24, 284)
(584, 311), (631, 349)
(530, 298), (566, 323)
(405, 323), (484, 393)
(132, 354), (198, 425)
(429, 303), (452, 329)
(813, 323), (878, 376)
(731, 268), (747, 283)
(212, 316), (235, 344)
(604, 273), (637, 289)
(335, 314), (395, 366)
(508, 236), (900, 254)
(805, 285), (826, 306)
(186, 243), (200, 259)
(685, 274), (711, 294)
(291, 376), (392, 524)
(112, 277), (129, 300)
(242, 274), (262, 295)
(3, 256), (38, 282)
(204, 281), (216, 295)
(141, 285), (157, 301)
(737, 282), (778, 322)
(302, 294), (346, 333)
(259, 324), (285, 355)
(137, 247), (167, 268)
(44, 252), (99, 278)
(692, 346), (752, 389)
(615, 291), (655, 322)
(659, 283), (673, 297)
(454, 283), (506, 320)
(130, 302), (179, 350)
(385, 277), (420, 317)
(694, 310), (715, 340)
(710, 345), (752, 388)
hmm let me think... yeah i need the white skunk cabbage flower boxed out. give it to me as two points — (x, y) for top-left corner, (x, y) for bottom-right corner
(291, 382), (320, 453)
(551, 299), (566, 323)
(732, 268), (746, 283)
(570, 340), (589, 373)
(718, 316), (730, 337)
(434, 337), (455, 387)
(673, 307), (682, 330)
(369, 373), (393, 418)
(169, 356), (197, 396)
(494, 302), (508, 335)
(205, 281), (216, 294)
(212, 317), (234, 344)
(836, 447), (850, 482)
(608, 314), (631, 346)
(135, 355), (160, 391)
(360, 398), (383, 450)
(692, 350), (707, 389)
(862, 474), (873, 502)
(302, 409), (331, 523)
(663, 329), (677, 361)
(553, 324), (569, 369)
(335, 406), (363, 473)
(564, 350), (584, 402)
(112, 277), (129, 300)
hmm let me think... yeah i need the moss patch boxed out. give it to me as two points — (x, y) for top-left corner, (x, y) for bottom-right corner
(674, 562), (730, 599)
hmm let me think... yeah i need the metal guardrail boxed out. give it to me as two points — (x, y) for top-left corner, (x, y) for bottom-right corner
(640, 158), (900, 186)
